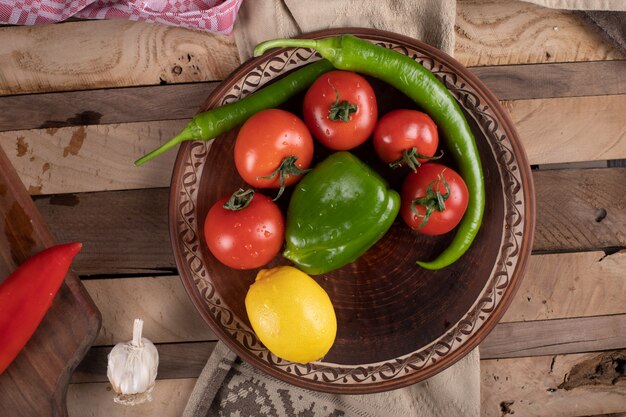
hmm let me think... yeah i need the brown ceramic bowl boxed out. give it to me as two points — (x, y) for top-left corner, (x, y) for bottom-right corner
(169, 28), (535, 394)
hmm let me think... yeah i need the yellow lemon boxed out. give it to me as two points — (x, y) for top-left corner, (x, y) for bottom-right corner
(245, 266), (337, 364)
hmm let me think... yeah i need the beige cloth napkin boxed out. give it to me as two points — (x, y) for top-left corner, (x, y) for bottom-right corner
(183, 1), (481, 416)
(233, 0), (456, 61)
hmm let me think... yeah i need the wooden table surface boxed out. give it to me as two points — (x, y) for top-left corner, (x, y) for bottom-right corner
(1, 1), (625, 416)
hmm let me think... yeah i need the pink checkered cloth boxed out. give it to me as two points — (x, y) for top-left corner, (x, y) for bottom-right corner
(0, 0), (243, 34)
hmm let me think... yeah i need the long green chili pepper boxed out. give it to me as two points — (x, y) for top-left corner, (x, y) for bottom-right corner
(255, 35), (485, 270)
(135, 59), (334, 166)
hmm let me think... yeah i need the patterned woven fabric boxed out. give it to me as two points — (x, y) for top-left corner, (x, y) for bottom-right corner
(183, 342), (481, 417)
(0, 0), (242, 34)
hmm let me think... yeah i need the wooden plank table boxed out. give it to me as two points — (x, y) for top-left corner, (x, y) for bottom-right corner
(1, 1), (625, 415)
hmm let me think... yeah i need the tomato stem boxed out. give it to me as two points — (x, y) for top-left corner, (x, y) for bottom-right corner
(390, 147), (444, 172)
(223, 188), (255, 210)
(328, 83), (357, 122)
(259, 155), (311, 201)
(411, 172), (450, 228)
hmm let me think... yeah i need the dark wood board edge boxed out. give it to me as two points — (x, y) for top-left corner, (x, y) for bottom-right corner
(0, 82), (218, 132)
(0, 149), (614, 275)
(72, 341), (217, 384)
(0, 147), (101, 416)
(470, 59), (626, 101)
(71, 313), (626, 383)
(0, 60), (624, 132)
(480, 314), (626, 359)
(28, 167), (626, 277)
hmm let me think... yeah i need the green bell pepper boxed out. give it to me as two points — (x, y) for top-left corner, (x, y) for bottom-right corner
(283, 152), (400, 275)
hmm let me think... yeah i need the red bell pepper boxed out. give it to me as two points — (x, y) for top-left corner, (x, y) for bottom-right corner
(0, 242), (82, 375)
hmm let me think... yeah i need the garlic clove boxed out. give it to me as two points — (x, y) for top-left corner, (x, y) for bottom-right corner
(107, 319), (159, 406)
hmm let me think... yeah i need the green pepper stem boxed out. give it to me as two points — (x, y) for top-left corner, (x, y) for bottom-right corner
(134, 123), (199, 167)
(254, 39), (318, 57)
(254, 37), (343, 61)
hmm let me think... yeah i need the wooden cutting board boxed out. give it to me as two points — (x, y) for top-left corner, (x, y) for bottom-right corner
(0, 147), (101, 416)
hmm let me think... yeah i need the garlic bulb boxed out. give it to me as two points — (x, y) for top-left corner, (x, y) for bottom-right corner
(107, 319), (159, 405)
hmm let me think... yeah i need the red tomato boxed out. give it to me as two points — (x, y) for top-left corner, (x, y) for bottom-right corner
(400, 164), (469, 236)
(204, 190), (284, 269)
(373, 109), (439, 170)
(234, 109), (313, 194)
(303, 70), (377, 150)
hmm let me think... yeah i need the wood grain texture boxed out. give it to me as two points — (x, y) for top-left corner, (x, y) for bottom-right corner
(471, 60), (626, 101)
(0, 1), (623, 96)
(76, 251), (625, 347)
(0, 121), (184, 194)
(31, 168), (625, 276)
(83, 276), (214, 346)
(67, 351), (626, 417)
(71, 310), (626, 381)
(0, 82), (217, 132)
(3, 94), (625, 195)
(584, 415), (626, 417)
(72, 342), (216, 384)
(609, 159), (626, 168)
(504, 95), (626, 165)
(0, 147), (100, 417)
(66, 356), (626, 417)
(1, 60), (624, 133)
(67, 378), (197, 417)
(480, 314), (626, 359)
(455, 0), (625, 67)
(35, 188), (173, 276)
(481, 351), (626, 417)
(0, 20), (239, 96)
(502, 251), (626, 322)
(537, 160), (608, 171)
(0, 0), (620, 412)
(533, 168), (626, 252)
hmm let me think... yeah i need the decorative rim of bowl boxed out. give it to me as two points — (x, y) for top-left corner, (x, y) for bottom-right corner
(169, 28), (535, 394)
